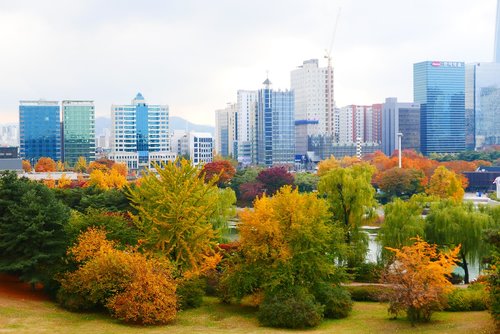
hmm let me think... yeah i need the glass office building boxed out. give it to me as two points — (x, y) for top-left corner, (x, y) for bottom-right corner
(110, 93), (174, 169)
(62, 100), (95, 165)
(19, 100), (61, 163)
(465, 62), (500, 150)
(256, 79), (294, 166)
(413, 61), (465, 155)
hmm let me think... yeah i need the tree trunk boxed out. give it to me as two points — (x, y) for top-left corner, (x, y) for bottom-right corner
(461, 253), (469, 284)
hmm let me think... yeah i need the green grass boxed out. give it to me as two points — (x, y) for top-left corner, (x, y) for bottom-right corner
(0, 295), (496, 334)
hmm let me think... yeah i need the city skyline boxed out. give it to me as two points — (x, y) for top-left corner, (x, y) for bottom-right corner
(0, 0), (496, 126)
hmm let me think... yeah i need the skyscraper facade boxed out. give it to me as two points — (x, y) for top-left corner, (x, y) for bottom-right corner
(236, 90), (257, 166)
(413, 61), (465, 155)
(109, 93), (175, 169)
(291, 59), (334, 155)
(256, 79), (295, 166)
(381, 98), (420, 156)
(62, 100), (95, 165)
(215, 103), (237, 158)
(19, 100), (61, 163)
(465, 62), (500, 150)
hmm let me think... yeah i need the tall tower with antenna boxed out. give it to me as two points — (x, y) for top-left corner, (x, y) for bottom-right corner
(325, 8), (341, 137)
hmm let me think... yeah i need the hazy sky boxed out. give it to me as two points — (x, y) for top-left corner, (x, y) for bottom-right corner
(0, 0), (496, 125)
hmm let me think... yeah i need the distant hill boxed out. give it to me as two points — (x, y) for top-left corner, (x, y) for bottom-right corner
(95, 116), (214, 136)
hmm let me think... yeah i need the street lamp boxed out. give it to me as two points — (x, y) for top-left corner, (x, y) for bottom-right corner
(397, 132), (403, 168)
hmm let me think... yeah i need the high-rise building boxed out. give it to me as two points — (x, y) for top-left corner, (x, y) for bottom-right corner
(256, 79), (295, 166)
(381, 98), (421, 156)
(62, 100), (95, 165)
(495, 0), (500, 62)
(215, 103), (237, 158)
(291, 59), (335, 155)
(19, 100), (61, 163)
(236, 90), (258, 166)
(413, 61), (465, 155)
(465, 62), (500, 150)
(337, 105), (369, 143)
(109, 93), (175, 169)
(370, 104), (383, 144)
(189, 132), (213, 166)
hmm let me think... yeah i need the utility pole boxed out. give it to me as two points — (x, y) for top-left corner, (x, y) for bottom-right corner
(397, 132), (403, 168)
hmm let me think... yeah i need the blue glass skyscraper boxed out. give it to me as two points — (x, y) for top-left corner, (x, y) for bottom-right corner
(413, 61), (465, 155)
(19, 100), (61, 163)
(256, 79), (295, 166)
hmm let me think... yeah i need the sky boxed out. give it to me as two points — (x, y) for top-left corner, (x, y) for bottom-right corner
(0, 0), (497, 125)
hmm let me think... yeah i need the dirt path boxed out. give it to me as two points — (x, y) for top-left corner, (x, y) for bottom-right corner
(0, 274), (49, 301)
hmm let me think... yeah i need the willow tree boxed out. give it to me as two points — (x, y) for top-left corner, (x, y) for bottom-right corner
(425, 200), (494, 284)
(126, 159), (235, 275)
(378, 196), (426, 262)
(317, 163), (376, 267)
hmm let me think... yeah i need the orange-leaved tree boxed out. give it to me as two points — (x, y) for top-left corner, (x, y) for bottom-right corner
(22, 160), (32, 172)
(35, 157), (57, 172)
(382, 237), (459, 324)
(57, 227), (177, 325)
(426, 166), (464, 202)
(201, 160), (236, 186)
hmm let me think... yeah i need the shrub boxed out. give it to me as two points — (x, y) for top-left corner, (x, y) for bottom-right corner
(445, 284), (489, 312)
(447, 272), (464, 285)
(58, 228), (177, 325)
(177, 277), (206, 310)
(353, 263), (383, 283)
(314, 284), (352, 319)
(257, 288), (324, 329)
(346, 285), (391, 302)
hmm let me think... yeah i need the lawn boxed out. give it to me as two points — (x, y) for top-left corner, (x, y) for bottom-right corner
(0, 294), (496, 334)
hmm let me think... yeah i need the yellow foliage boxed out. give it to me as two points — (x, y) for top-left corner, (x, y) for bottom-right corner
(43, 176), (56, 188)
(426, 166), (465, 202)
(57, 173), (72, 188)
(68, 227), (116, 262)
(383, 237), (460, 323)
(111, 163), (128, 177)
(317, 155), (339, 176)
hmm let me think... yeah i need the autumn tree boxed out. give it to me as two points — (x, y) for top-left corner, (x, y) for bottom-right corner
(378, 197), (426, 262)
(88, 158), (115, 173)
(22, 160), (32, 172)
(220, 186), (350, 328)
(382, 237), (459, 324)
(56, 160), (65, 172)
(57, 173), (72, 189)
(377, 167), (425, 202)
(111, 162), (128, 177)
(426, 166), (464, 202)
(201, 160), (236, 187)
(318, 163), (376, 266)
(425, 201), (494, 283)
(126, 159), (234, 275)
(74, 156), (88, 173)
(317, 155), (339, 176)
(57, 228), (177, 325)
(87, 169), (127, 190)
(256, 166), (294, 196)
(34, 157), (57, 172)
(230, 167), (261, 199)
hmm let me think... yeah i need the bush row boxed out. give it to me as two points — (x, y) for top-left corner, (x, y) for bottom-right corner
(445, 284), (489, 312)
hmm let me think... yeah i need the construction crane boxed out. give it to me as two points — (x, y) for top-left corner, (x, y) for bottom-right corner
(325, 7), (341, 137)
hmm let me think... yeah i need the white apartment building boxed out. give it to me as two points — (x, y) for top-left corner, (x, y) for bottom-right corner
(215, 103), (237, 158)
(236, 90), (257, 166)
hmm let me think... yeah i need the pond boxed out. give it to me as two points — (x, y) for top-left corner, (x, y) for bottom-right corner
(362, 227), (481, 281)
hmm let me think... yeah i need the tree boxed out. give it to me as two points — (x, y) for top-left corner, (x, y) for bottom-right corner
(0, 171), (70, 288)
(294, 172), (319, 193)
(57, 173), (72, 189)
(126, 159), (233, 275)
(22, 160), (32, 172)
(34, 157), (57, 172)
(88, 158), (115, 173)
(382, 237), (459, 324)
(425, 201), (494, 283)
(57, 228), (177, 325)
(377, 167), (425, 201)
(220, 186), (349, 327)
(484, 227), (500, 327)
(239, 181), (265, 203)
(87, 169), (127, 190)
(317, 155), (339, 176)
(426, 166), (464, 202)
(256, 166), (294, 196)
(318, 164), (376, 266)
(201, 160), (236, 187)
(74, 156), (88, 173)
(378, 197), (426, 262)
(56, 160), (65, 172)
(230, 167), (261, 199)
(111, 162), (128, 177)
